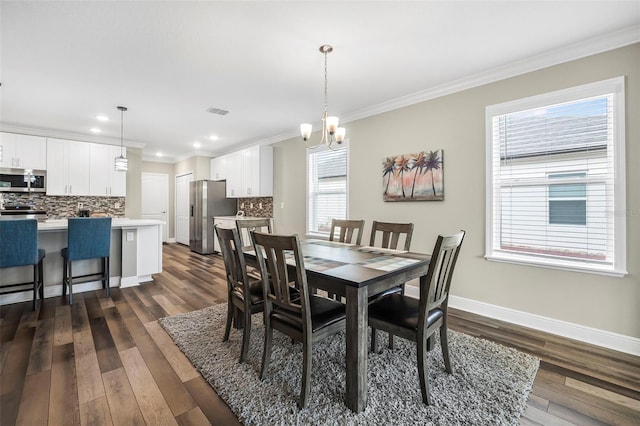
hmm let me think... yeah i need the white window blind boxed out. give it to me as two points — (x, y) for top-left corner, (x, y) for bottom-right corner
(485, 77), (626, 276)
(307, 144), (348, 236)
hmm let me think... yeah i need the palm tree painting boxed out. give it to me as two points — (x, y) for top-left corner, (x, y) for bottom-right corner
(382, 149), (444, 201)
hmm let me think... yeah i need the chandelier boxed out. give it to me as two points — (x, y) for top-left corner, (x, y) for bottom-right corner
(300, 45), (346, 149)
(114, 106), (128, 171)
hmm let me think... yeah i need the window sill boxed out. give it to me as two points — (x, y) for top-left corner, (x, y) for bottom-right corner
(484, 253), (627, 278)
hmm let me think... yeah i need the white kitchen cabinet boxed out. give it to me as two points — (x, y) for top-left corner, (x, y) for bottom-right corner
(90, 144), (127, 196)
(46, 138), (91, 195)
(0, 132), (47, 170)
(210, 155), (228, 181)
(225, 151), (243, 198)
(225, 145), (273, 198)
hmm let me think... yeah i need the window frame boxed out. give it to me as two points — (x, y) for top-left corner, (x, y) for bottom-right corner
(306, 141), (350, 238)
(485, 77), (626, 276)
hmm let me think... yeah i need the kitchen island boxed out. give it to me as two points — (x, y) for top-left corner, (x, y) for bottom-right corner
(0, 218), (163, 306)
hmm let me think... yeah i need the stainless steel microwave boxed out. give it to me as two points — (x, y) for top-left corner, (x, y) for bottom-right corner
(0, 168), (46, 193)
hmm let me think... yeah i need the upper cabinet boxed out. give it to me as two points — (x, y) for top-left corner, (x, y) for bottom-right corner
(210, 155), (228, 181)
(0, 132), (47, 170)
(220, 145), (273, 198)
(46, 138), (91, 196)
(89, 144), (127, 196)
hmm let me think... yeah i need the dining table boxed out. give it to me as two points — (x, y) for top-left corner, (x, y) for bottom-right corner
(246, 238), (431, 413)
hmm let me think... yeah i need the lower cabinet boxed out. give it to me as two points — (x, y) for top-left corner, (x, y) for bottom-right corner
(213, 217), (236, 253)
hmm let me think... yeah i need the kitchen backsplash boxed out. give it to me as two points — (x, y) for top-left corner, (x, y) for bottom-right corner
(1, 193), (126, 219)
(237, 197), (273, 218)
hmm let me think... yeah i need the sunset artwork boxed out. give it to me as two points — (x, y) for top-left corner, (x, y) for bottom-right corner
(382, 150), (444, 201)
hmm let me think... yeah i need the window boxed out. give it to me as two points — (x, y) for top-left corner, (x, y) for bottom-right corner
(485, 77), (626, 276)
(548, 173), (587, 226)
(307, 143), (348, 236)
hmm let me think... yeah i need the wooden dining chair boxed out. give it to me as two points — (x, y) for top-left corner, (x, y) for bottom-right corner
(214, 225), (265, 363)
(236, 218), (272, 250)
(368, 230), (465, 405)
(369, 220), (414, 251)
(368, 220), (416, 348)
(251, 230), (346, 409)
(329, 219), (365, 245)
(236, 218), (272, 279)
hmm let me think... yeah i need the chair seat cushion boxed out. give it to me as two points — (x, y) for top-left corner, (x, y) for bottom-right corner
(232, 279), (265, 306)
(272, 294), (346, 333)
(369, 293), (444, 331)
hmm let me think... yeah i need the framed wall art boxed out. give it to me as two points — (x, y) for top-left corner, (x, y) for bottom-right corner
(382, 149), (443, 201)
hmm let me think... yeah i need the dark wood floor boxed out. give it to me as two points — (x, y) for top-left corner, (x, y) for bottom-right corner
(1, 243), (638, 425)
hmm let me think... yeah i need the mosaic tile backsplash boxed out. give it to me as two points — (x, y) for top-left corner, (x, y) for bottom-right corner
(1, 193), (126, 219)
(237, 197), (273, 218)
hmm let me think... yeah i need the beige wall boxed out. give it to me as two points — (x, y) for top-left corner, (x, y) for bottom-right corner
(174, 155), (211, 181)
(273, 44), (640, 338)
(141, 161), (176, 239)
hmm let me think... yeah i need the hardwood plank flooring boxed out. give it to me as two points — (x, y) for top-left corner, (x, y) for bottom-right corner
(0, 242), (638, 425)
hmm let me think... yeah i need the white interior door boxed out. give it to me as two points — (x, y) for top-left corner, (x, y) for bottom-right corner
(175, 173), (193, 245)
(142, 172), (169, 242)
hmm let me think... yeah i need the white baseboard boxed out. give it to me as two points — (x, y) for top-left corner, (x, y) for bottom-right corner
(0, 278), (120, 306)
(404, 286), (639, 356)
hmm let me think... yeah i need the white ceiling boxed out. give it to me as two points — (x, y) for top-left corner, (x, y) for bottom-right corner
(1, 1), (639, 162)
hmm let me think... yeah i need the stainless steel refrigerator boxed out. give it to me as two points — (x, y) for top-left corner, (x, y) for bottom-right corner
(189, 180), (236, 254)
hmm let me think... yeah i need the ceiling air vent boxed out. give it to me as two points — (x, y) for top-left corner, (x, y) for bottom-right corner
(206, 107), (229, 116)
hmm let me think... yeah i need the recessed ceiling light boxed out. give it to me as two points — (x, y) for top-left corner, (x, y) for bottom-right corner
(193, 141), (201, 148)
(96, 115), (109, 121)
(90, 128), (101, 133)
(156, 152), (163, 157)
(209, 135), (218, 141)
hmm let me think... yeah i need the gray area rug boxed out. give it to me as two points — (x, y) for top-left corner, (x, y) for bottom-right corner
(159, 304), (539, 425)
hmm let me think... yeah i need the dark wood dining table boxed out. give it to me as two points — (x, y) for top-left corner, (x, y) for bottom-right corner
(247, 239), (430, 413)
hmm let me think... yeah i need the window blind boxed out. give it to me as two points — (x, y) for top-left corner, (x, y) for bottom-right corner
(486, 77), (626, 275)
(307, 146), (348, 235)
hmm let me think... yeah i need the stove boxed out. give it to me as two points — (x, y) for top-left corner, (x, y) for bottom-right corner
(0, 205), (48, 221)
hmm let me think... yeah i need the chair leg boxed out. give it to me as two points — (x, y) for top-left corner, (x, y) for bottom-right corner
(104, 257), (110, 298)
(223, 302), (233, 342)
(299, 334), (312, 409)
(68, 262), (73, 305)
(32, 264), (38, 311)
(371, 328), (378, 353)
(440, 325), (452, 374)
(260, 316), (273, 380)
(417, 332), (432, 405)
(62, 259), (68, 297)
(240, 310), (251, 363)
(38, 260), (44, 300)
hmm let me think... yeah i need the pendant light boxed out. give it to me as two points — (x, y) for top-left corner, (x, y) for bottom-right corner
(300, 45), (346, 149)
(114, 106), (128, 171)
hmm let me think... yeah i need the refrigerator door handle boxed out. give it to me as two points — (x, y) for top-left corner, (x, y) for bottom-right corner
(190, 205), (194, 217)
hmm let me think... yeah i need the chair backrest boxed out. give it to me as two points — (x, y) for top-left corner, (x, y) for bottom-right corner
(67, 217), (112, 261)
(214, 225), (251, 301)
(329, 219), (365, 245)
(236, 218), (272, 250)
(251, 231), (311, 330)
(420, 231), (465, 317)
(369, 221), (414, 251)
(0, 219), (39, 268)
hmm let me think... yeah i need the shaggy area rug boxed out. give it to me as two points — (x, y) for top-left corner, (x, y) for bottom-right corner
(159, 304), (539, 425)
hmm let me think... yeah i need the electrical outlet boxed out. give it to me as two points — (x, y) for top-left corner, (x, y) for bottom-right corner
(77, 202), (83, 209)
(241, 202), (245, 208)
(258, 202), (263, 209)
(250, 203), (254, 209)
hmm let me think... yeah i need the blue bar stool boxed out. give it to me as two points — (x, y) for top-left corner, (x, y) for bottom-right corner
(0, 219), (46, 311)
(61, 217), (112, 305)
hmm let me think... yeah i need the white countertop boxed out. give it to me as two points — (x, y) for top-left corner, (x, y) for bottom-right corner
(38, 218), (164, 231)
